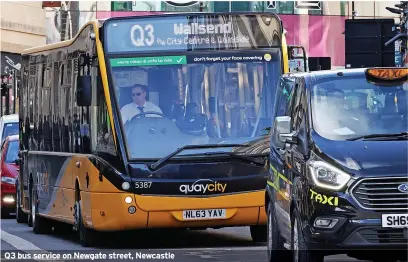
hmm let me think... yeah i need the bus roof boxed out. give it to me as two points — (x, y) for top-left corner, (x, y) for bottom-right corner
(22, 12), (283, 55)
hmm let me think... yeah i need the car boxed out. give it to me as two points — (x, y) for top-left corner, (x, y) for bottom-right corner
(266, 67), (408, 262)
(1, 134), (19, 217)
(0, 114), (19, 144)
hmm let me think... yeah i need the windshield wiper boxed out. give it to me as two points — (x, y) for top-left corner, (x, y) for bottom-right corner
(150, 144), (249, 171)
(202, 151), (266, 166)
(346, 132), (408, 141)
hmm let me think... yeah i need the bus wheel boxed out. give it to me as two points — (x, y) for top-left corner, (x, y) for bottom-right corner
(16, 186), (27, 223)
(28, 181), (33, 227)
(31, 188), (51, 234)
(250, 225), (267, 243)
(291, 208), (324, 262)
(74, 198), (97, 247)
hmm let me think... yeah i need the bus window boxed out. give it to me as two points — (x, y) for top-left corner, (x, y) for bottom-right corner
(111, 58), (281, 159)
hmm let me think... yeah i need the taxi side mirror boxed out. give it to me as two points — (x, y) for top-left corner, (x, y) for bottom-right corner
(272, 116), (298, 148)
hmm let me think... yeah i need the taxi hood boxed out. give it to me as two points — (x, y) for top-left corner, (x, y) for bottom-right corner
(311, 132), (408, 177)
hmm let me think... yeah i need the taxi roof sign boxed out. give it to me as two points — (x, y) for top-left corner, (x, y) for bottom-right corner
(366, 68), (408, 81)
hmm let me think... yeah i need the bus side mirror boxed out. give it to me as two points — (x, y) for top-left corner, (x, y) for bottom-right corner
(76, 75), (92, 106)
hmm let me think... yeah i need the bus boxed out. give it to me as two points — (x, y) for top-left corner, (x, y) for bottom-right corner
(17, 12), (287, 246)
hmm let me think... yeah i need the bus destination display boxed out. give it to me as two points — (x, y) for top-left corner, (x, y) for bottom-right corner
(105, 15), (281, 53)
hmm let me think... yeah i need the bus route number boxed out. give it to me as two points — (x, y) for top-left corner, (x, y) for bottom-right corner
(130, 24), (155, 47)
(134, 181), (152, 189)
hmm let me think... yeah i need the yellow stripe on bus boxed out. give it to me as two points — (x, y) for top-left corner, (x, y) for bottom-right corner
(281, 31), (289, 74)
(92, 21), (118, 150)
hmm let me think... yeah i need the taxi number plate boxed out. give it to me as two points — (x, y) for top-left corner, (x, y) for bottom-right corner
(182, 209), (226, 220)
(381, 214), (408, 228)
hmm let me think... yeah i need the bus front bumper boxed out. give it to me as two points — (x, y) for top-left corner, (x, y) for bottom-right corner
(83, 191), (267, 231)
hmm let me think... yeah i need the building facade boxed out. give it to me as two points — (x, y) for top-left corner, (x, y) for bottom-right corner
(1, 1), (46, 77)
(0, 1), (46, 115)
(44, 1), (403, 69)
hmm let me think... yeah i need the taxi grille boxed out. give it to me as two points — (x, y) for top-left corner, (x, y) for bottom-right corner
(360, 228), (407, 244)
(350, 177), (408, 211)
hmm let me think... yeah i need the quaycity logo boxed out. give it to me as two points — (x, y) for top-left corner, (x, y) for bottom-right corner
(179, 179), (227, 195)
(397, 183), (408, 193)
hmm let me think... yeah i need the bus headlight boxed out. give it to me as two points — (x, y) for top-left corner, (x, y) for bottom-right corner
(124, 196), (132, 204)
(308, 161), (350, 191)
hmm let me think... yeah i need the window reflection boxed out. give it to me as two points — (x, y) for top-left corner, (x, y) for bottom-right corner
(311, 78), (408, 140)
(111, 60), (279, 158)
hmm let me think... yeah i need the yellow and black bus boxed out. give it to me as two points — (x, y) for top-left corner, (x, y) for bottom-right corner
(16, 13), (288, 246)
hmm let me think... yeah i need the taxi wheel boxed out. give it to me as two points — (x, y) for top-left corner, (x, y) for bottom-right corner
(291, 209), (324, 262)
(16, 186), (27, 223)
(250, 225), (267, 243)
(74, 198), (97, 247)
(267, 202), (290, 262)
(31, 188), (51, 234)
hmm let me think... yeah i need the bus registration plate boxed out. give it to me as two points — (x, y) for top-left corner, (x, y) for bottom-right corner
(381, 214), (408, 228)
(182, 209), (226, 220)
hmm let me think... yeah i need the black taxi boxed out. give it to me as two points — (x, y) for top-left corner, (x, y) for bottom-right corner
(265, 68), (408, 262)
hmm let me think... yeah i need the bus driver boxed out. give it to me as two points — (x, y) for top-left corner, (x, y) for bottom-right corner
(121, 84), (163, 124)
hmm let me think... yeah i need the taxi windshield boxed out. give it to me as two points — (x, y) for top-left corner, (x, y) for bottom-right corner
(110, 54), (280, 159)
(311, 77), (408, 141)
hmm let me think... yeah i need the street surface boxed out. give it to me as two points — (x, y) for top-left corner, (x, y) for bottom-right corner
(1, 214), (369, 262)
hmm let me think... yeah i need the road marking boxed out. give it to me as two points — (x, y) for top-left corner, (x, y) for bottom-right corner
(177, 246), (267, 251)
(1, 230), (44, 251)
(0, 230), (58, 262)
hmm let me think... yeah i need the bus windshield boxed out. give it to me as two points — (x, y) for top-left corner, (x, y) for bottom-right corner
(311, 77), (408, 141)
(104, 14), (283, 159)
(110, 54), (281, 159)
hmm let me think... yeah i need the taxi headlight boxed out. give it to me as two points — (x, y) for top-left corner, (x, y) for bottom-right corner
(308, 161), (350, 191)
(1, 177), (16, 185)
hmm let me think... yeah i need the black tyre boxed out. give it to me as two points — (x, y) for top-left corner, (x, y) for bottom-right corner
(1, 208), (12, 218)
(27, 181), (33, 227)
(74, 197), (98, 247)
(16, 185), (27, 223)
(267, 201), (291, 262)
(291, 209), (324, 262)
(250, 225), (267, 243)
(31, 187), (51, 234)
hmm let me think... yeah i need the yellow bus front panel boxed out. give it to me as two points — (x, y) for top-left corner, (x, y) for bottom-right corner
(82, 190), (266, 231)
